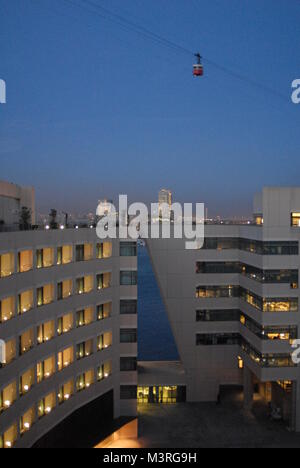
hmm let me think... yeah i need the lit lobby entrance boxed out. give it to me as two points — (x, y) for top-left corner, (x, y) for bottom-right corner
(138, 386), (186, 404)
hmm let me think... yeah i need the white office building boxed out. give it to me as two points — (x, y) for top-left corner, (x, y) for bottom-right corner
(147, 188), (300, 431)
(0, 228), (137, 448)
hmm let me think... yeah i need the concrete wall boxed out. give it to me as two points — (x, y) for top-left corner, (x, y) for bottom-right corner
(0, 181), (35, 225)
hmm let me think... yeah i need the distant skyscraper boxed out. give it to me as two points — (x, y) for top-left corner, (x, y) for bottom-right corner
(158, 189), (172, 220)
(158, 189), (172, 209)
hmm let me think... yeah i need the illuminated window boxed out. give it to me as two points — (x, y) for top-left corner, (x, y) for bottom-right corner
(18, 250), (33, 273)
(0, 423), (18, 448)
(19, 368), (34, 396)
(0, 296), (15, 323)
(37, 356), (55, 383)
(38, 392), (56, 418)
(19, 328), (34, 355)
(238, 356), (244, 369)
(97, 361), (112, 381)
(37, 284), (54, 306)
(76, 275), (93, 294)
(254, 215), (264, 226)
(57, 346), (74, 371)
(76, 340), (93, 360)
(37, 320), (55, 345)
(97, 302), (112, 321)
(84, 244), (93, 261)
(97, 242), (112, 259)
(57, 279), (72, 300)
(76, 307), (94, 327)
(58, 380), (74, 404)
(20, 406), (35, 435)
(3, 338), (16, 365)
(0, 381), (17, 413)
(76, 369), (94, 392)
(57, 313), (73, 335)
(18, 290), (33, 314)
(277, 381), (292, 392)
(291, 213), (300, 227)
(97, 332), (112, 351)
(0, 253), (14, 278)
(263, 299), (298, 313)
(57, 245), (72, 265)
(137, 386), (179, 404)
(36, 248), (54, 268)
(76, 244), (93, 261)
(97, 272), (111, 290)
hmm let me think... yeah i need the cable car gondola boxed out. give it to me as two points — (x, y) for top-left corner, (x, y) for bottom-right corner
(193, 53), (203, 77)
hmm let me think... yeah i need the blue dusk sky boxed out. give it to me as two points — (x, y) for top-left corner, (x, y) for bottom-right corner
(0, 0), (299, 217)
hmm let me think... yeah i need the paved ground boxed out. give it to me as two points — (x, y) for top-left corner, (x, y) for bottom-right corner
(137, 393), (300, 448)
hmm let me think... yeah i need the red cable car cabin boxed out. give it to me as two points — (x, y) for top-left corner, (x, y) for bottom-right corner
(193, 64), (203, 76)
(193, 53), (203, 77)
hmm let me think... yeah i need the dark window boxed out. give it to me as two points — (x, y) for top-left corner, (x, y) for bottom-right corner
(196, 309), (240, 322)
(196, 333), (240, 346)
(120, 242), (137, 257)
(76, 278), (84, 294)
(36, 249), (43, 269)
(120, 329), (137, 343)
(76, 245), (84, 262)
(57, 282), (63, 301)
(120, 357), (137, 371)
(120, 385), (137, 400)
(120, 300), (137, 315)
(196, 262), (240, 274)
(120, 271), (137, 286)
(57, 247), (62, 265)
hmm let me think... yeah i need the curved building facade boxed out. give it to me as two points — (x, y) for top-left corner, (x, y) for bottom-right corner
(0, 229), (137, 448)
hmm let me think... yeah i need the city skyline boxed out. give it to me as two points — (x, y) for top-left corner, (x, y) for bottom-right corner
(1, 0), (300, 217)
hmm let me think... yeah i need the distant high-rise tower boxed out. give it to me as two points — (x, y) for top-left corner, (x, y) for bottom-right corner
(158, 189), (172, 220)
(158, 189), (172, 208)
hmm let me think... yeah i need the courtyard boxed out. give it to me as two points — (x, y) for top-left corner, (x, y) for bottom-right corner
(137, 391), (300, 448)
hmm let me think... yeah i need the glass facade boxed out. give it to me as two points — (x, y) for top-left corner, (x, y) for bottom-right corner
(196, 261), (298, 286)
(240, 314), (297, 341)
(196, 309), (240, 322)
(201, 238), (298, 255)
(137, 386), (186, 404)
(196, 285), (240, 298)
